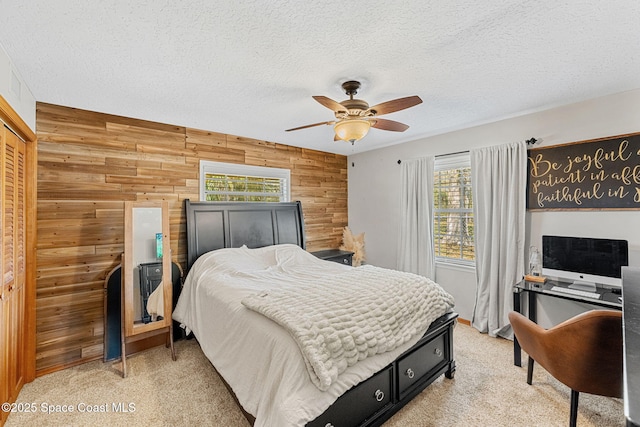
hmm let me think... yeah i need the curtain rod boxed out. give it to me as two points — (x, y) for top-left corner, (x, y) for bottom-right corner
(397, 150), (469, 164)
(397, 137), (538, 164)
(436, 150), (469, 158)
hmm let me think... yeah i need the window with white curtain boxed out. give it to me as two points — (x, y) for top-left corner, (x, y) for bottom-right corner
(433, 153), (474, 265)
(199, 161), (290, 202)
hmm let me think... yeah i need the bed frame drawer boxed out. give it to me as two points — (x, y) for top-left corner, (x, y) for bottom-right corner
(307, 366), (394, 427)
(306, 312), (457, 427)
(397, 333), (447, 400)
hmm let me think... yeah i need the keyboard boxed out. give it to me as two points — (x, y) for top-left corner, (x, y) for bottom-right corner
(550, 286), (601, 300)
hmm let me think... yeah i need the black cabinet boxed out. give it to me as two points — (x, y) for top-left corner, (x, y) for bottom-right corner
(312, 249), (354, 266)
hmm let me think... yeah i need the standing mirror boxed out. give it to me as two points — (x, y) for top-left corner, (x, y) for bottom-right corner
(122, 200), (175, 376)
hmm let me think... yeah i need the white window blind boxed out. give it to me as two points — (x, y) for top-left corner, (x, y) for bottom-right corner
(433, 153), (474, 265)
(200, 161), (290, 202)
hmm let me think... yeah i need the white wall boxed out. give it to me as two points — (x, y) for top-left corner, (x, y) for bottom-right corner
(348, 89), (640, 326)
(0, 41), (36, 132)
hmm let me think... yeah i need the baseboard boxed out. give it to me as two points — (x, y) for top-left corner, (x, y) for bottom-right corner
(458, 318), (471, 326)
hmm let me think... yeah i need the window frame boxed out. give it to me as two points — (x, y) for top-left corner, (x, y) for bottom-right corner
(433, 153), (475, 267)
(199, 160), (291, 202)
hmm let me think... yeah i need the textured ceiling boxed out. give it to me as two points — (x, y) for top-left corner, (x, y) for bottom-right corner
(1, 1), (639, 155)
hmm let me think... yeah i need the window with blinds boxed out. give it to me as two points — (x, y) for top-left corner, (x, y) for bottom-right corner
(433, 153), (474, 264)
(200, 161), (290, 202)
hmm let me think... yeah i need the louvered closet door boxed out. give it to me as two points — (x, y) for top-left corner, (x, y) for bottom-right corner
(0, 126), (5, 426)
(2, 126), (26, 406)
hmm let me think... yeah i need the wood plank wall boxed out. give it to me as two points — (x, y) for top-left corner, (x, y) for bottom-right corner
(35, 102), (348, 375)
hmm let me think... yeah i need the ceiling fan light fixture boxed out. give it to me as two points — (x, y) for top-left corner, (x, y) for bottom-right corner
(334, 119), (371, 143)
(287, 80), (420, 143)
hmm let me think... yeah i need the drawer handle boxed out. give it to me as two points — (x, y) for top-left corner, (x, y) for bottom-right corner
(343, 258), (349, 264)
(325, 424), (335, 427)
(434, 348), (443, 357)
(405, 368), (415, 379)
(374, 389), (385, 402)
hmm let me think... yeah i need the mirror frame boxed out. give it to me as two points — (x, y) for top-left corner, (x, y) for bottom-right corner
(123, 200), (172, 337)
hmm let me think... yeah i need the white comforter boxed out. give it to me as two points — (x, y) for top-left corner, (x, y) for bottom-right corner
(173, 244), (455, 427)
(242, 264), (454, 392)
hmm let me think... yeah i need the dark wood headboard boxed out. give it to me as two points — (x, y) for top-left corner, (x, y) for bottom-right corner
(184, 200), (306, 271)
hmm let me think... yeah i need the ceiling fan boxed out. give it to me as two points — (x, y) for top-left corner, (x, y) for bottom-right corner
(285, 80), (423, 144)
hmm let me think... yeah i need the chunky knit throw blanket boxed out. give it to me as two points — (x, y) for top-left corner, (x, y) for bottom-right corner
(242, 265), (455, 391)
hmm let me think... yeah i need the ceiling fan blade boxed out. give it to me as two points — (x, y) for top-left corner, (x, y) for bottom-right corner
(285, 121), (334, 132)
(371, 118), (409, 132)
(312, 96), (349, 113)
(367, 96), (423, 116)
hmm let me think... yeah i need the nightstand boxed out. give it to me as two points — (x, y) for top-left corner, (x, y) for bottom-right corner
(311, 249), (354, 266)
(139, 262), (164, 324)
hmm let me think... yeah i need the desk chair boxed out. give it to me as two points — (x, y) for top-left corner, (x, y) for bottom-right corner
(508, 310), (623, 427)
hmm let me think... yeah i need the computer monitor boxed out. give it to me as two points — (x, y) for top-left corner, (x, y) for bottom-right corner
(542, 235), (628, 290)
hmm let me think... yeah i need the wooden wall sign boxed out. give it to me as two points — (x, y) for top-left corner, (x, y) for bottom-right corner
(527, 132), (640, 210)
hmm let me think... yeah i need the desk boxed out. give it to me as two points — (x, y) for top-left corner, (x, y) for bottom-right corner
(512, 278), (622, 367)
(622, 268), (640, 427)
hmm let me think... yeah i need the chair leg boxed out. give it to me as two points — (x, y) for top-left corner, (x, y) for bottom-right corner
(569, 390), (579, 427)
(527, 356), (534, 385)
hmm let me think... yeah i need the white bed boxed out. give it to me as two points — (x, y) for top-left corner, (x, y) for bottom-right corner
(173, 243), (455, 426)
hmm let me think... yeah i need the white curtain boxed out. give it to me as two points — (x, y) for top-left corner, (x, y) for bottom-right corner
(471, 141), (527, 338)
(397, 157), (436, 279)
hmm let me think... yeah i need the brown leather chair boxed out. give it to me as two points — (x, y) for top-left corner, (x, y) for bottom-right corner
(508, 310), (623, 427)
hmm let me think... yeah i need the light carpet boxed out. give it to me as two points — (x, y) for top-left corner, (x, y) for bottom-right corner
(5, 323), (624, 426)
